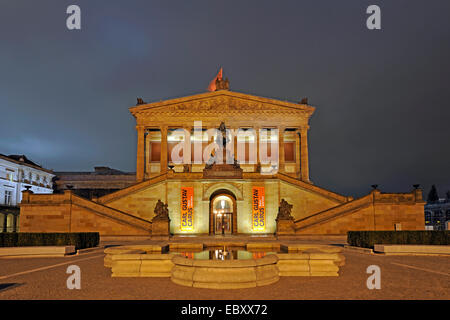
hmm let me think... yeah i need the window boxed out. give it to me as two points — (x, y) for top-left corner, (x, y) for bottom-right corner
(425, 211), (432, 224)
(4, 190), (12, 206)
(151, 142), (161, 162)
(284, 142), (295, 162)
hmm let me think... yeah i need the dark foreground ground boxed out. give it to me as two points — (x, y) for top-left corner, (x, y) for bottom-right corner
(0, 242), (448, 300)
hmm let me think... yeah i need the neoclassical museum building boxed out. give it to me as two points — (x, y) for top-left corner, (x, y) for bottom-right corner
(20, 78), (425, 238)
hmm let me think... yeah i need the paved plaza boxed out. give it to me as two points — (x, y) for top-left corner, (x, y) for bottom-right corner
(0, 241), (448, 300)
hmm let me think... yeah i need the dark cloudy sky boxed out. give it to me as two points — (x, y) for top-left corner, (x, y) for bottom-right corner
(1, 0), (449, 198)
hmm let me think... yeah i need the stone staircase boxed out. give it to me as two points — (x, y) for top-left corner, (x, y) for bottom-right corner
(294, 194), (373, 232)
(276, 173), (349, 203)
(97, 173), (167, 204)
(72, 194), (152, 232)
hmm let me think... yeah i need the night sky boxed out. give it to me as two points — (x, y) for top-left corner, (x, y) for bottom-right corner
(1, 0), (449, 198)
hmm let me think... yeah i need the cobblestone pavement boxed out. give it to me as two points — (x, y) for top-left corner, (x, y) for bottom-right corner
(0, 245), (448, 300)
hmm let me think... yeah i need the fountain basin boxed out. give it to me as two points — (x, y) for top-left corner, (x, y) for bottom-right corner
(171, 254), (279, 289)
(103, 243), (345, 283)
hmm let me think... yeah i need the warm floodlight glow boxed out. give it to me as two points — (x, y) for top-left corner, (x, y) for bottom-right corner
(180, 187), (194, 231)
(252, 187), (265, 232)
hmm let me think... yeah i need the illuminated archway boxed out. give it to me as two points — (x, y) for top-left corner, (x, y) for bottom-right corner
(209, 189), (237, 235)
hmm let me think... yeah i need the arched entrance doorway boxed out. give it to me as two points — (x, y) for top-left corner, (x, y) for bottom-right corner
(209, 189), (237, 235)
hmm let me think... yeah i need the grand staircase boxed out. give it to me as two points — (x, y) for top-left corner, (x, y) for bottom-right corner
(97, 173), (167, 204)
(275, 173), (349, 203)
(294, 194), (373, 233)
(72, 194), (152, 232)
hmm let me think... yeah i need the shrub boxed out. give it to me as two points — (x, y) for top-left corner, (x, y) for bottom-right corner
(0, 232), (99, 250)
(347, 231), (449, 249)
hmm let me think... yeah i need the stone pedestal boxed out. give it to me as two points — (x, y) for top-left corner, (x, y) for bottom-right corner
(203, 164), (243, 179)
(276, 219), (295, 237)
(151, 219), (171, 240)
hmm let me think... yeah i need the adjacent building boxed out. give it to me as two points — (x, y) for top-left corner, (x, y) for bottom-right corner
(425, 199), (450, 230)
(54, 166), (136, 199)
(0, 154), (54, 232)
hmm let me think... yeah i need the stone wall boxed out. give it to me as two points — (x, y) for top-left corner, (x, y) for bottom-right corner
(105, 181), (166, 221)
(295, 190), (425, 234)
(19, 190), (151, 236)
(279, 180), (342, 220)
(19, 176), (425, 236)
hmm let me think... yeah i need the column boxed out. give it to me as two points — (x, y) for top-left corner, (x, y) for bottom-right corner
(136, 125), (145, 182)
(145, 131), (151, 175)
(278, 126), (285, 173)
(183, 126), (191, 167)
(232, 200), (237, 234)
(12, 215), (17, 233)
(255, 126), (260, 170)
(160, 126), (168, 173)
(233, 127), (238, 162)
(295, 129), (300, 176)
(300, 127), (310, 182)
(193, 122), (203, 165)
(1, 213), (6, 233)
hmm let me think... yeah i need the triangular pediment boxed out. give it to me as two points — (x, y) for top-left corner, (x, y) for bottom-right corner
(129, 90), (315, 118)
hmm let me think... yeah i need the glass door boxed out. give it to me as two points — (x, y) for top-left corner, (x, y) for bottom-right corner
(213, 195), (234, 235)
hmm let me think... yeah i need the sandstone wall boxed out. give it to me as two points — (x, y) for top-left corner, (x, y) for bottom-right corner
(19, 177), (426, 236)
(105, 181), (166, 221)
(19, 191), (151, 236)
(279, 181), (342, 221)
(295, 191), (425, 234)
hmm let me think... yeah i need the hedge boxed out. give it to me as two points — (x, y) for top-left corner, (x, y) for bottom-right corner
(0, 232), (99, 250)
(347, 231), (450, 249)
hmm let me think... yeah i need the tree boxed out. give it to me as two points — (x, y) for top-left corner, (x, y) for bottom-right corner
(427, 185), (439, 203)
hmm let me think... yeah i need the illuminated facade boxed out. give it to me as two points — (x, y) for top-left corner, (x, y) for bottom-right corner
(127, 89), (314, 235)
(19, 85), (425, 237)
(0, 154), (53, 232)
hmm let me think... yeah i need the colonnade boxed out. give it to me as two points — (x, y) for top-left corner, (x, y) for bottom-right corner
(136, 125), (310, 183)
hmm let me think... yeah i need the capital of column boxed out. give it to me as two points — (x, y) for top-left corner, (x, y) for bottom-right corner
(298, 125), (309, 133)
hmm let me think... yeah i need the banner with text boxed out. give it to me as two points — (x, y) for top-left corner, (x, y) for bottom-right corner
(252, 187), (265, 231)
(181, 187), (194, 231)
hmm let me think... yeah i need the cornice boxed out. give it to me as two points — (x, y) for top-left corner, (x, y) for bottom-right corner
(129, 90), (315, 119)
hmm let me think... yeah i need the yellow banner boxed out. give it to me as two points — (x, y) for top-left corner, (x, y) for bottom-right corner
(181, 187), (194, 231)
(252, 187), (265, 231)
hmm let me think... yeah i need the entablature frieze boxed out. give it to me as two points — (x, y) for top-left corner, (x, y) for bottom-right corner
(130, 91), (314, 129)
